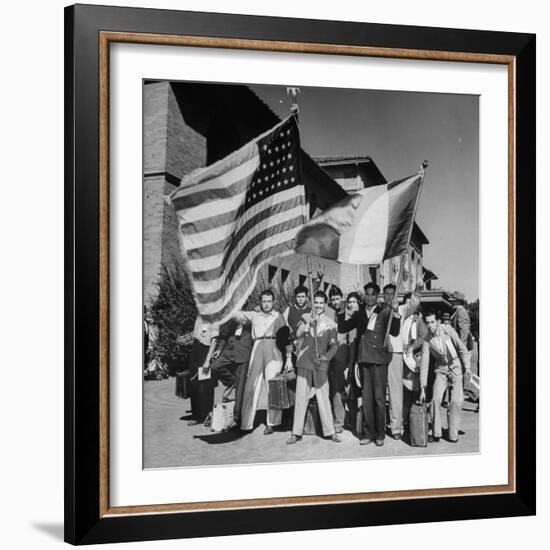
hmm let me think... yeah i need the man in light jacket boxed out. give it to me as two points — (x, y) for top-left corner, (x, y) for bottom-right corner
(421, 311), (471, 443)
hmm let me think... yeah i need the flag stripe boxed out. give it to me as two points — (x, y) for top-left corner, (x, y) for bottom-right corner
(383, 175), (421, 259)
(185, 196), (304, 260)
(196, 243), (296, 315)
(200, 249), (296, 324)
(178, 186), (301, 234)
(175, 192), (245, 225)
(171, 144), (258, 200)
(187, 202), (305, 270)
(171, 161), (258, 209)
(179, 209), (239, 236)
(191, 221), (303, 291)
(338, 185), (388, 264)
(172, 175), (249, 209)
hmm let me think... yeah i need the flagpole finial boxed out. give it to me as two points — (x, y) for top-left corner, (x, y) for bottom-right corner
(419, 160), (428, 177)
(286, 87), (300, 115)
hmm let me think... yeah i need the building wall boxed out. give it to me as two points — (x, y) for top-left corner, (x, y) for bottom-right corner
(143, 82), (206, 306)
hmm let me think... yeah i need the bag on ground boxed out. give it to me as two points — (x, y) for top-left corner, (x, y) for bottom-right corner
(210, 400), (235, 432)
(175, 370), (191, 399)
(268, 371), (296, 410)
(304, 397), (322, 435)
(409, 402), (429, 447)
(464, 372), (480, 402)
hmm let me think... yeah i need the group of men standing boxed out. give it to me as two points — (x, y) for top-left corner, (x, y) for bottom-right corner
(184, 280), (474, 447)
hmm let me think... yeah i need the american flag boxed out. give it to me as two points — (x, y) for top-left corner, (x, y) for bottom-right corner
(167, 116), (307, 325)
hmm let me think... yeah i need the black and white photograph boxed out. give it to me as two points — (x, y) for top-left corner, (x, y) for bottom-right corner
(142, 80), (480, 469)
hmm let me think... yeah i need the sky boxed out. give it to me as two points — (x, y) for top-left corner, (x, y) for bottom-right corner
(250, 84), (479, 301)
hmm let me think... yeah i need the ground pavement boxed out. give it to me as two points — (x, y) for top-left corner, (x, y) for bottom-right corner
(144, 378), (479, 469)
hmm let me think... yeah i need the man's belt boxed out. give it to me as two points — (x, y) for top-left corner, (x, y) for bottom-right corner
(256, 336), (276, 340)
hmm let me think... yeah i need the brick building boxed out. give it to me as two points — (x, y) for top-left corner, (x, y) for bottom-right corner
(143, 80), (439, 310)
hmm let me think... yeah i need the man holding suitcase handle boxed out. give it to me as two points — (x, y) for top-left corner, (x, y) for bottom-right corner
(421, 311), (471, 443)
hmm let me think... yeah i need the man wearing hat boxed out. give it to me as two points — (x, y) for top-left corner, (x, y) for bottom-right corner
(451, 292), (472, 347)
(442, 312), (452, 326)
(338, 282), (401, 446)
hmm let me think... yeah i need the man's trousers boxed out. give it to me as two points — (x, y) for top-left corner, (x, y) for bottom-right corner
(210, 351), (249, 425)
(188, 340), (215, 423)
(240, 340), (283, 430)
(359, 363), (389, 441)
(329, 344), (348, 431)
(292, 367), (335, 437)
(388, 352), (404, 436)
(431, 366), (464, 440)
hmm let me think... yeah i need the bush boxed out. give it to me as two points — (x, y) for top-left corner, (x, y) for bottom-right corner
(149, 262), (197, 376)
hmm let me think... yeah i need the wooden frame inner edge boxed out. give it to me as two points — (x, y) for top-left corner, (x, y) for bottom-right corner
(98, 31), (517, 517)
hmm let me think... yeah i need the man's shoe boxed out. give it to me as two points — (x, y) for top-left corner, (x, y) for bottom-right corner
(263, 426), (274, 435)
(391, 433), (402, 440)
(359, 438), (373, 446)
(225, 419), (237, 431)
(329, 434), (341, 443)
(374, 439), (384, 447)
(448, 437), (459, 443)
(335, 426), (344, 434)
(428, 435), (440, 443)
(286, 434), (302, 445)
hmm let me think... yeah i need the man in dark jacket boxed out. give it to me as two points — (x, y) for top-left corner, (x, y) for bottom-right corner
(338, 282), (401, 446)
(210, 319), (253, 427)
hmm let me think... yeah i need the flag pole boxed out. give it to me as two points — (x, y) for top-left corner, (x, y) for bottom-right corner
(287, 87), (320, 360)
(384, 161), (428, 345)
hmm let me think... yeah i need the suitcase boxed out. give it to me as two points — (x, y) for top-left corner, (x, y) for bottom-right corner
(268, 372), (296, 410)
(303, 397), (322, 436)
(175, 371), (191, 399)
(189, 378), (215, 423)
(344, 388), (362, 434)
(464, 373), (480, 402)
(355, 406), (363, 436)
(409, 402), (429, 447)
(211, 400), (235, 432)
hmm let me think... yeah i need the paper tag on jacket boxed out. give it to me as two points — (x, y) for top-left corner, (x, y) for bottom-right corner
(367, 313), (378, 331)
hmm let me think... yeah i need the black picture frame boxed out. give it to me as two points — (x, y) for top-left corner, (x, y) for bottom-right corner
(65, 3), (535, 545)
